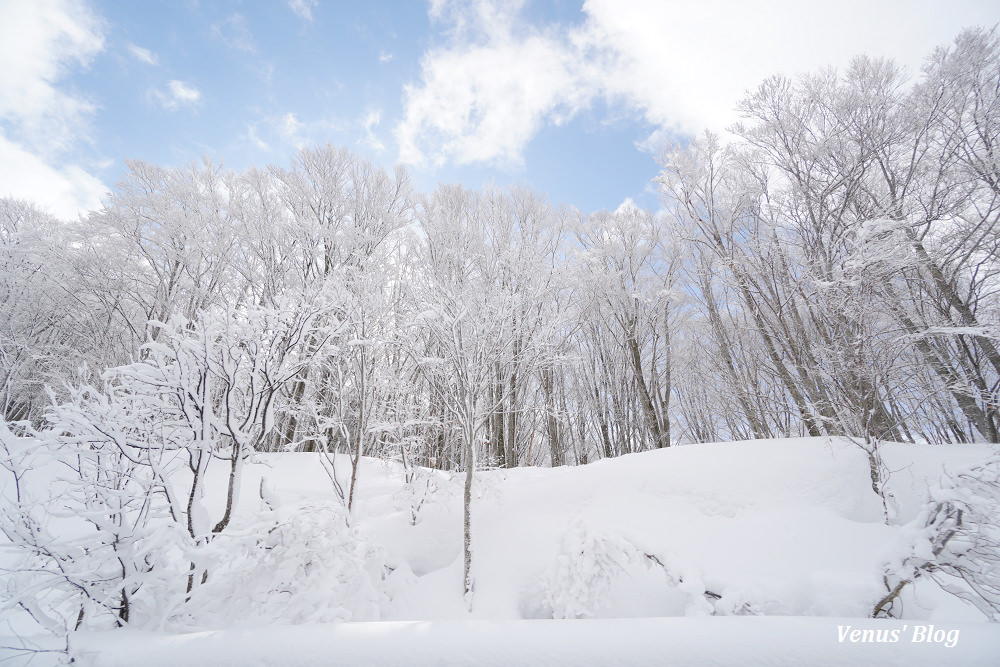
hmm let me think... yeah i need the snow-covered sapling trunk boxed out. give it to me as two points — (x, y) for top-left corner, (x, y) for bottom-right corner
(853, 435), (897, 526)
(399, 441), (436, 526)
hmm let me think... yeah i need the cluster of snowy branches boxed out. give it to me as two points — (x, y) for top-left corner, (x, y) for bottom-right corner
(0, 26), (998, 628)
(876, 452), (1000, 620)
(0, 308), (399, 633)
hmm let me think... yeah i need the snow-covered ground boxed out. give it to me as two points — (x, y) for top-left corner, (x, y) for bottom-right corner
(3, 436), (1000, 665)
(68, 617), (1000, 666)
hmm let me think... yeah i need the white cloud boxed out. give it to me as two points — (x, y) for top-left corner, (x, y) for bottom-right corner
(127, 43), (158, 66)
(152, 80), (202, 111)
(286, 0), (317, 22)
(168, 80), (200, 105)
(212, 13), (255, 53)
(379, 51), (394, 63)
(0, 0), (107, 218)
(0, 131), (105, 220)
(397, 0), (1000, 168)
(396, 2), (591, 167)
(573, 0), (999, 137)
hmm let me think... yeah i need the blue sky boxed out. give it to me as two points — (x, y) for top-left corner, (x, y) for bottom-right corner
(2, 0), (998, 219)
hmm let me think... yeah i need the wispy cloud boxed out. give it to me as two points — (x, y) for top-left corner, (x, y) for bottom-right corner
(212, 13), (255, 53)
(279, 112), (304, 148)
(378, 51), (394, 63)
(127, 43), (158, 66)
(360, 109), (385, 152)
(246, 123), (269, 151)
(0, 0), (105, 156)
(286, 0), (317, 22)
(152, 80), (202, 111)
(244, 110), (346, 152)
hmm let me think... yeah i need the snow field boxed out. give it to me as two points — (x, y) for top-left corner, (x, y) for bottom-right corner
(69, 617), (1000, 667)
(3, 435), (999, 665)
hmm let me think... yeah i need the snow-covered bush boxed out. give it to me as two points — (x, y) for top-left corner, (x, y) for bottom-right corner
(1, 427), (399, 634)
(541, 523), (639, 619)
(0, 299), (356, 634)
(875, 453), (1000, 620)
(538, 522), (735, 619)
(395, 455), (441, 526)
(0, 419), (185, 632)
(540, 522), (761, 618)
(178, 501), (393, 628)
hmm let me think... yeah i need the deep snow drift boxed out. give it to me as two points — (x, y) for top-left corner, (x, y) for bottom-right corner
(3, 436), (1000, 665)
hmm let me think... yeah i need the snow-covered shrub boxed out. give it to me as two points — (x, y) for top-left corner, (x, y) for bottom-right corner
(541, 522), (639, 619)
(0, 419), (186, 632)
(178, 501), (393, 628)
(705, 588), (762, 617)
(537, 521), (757, 619)
(875, 453), (1000, 620)
(2, 427), (399, 633)
(0, 299), (346, 635)
(395, 463), (439, 526)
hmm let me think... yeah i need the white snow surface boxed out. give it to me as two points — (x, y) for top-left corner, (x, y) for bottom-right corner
(3, 436), (999, 665)
(67, 618), (1000, 666)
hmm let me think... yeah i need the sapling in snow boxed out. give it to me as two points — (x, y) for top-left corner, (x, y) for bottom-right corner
(874, 453), (1000, 620)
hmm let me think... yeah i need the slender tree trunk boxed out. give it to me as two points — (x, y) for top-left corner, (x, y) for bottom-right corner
(734, 273), (822, 437)
(592, 384), (615, 458)
(348, 354), (366, 513)
(462, 424), (475, 607)
(211, 445), (244, 534)
(625, 332), (670, 448)
(541, 367), (564, 466)
(662, 307), (672, 446)
(910, 234), (1000, 377)
(888, 301), (997, 441)
(699, 272), (768, 438)
(505, 368), (518, 468)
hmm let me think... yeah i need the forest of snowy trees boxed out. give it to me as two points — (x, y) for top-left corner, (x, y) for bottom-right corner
(1, 26), (999, 637)
(4, 27), (998, 457)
